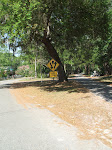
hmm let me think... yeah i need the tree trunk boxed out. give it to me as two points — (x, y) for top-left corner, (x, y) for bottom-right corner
(85, 64), (90, 75)
(64, 64), (66, 73)
(42, 37), (68, 82)
(35, 55), (37, 78)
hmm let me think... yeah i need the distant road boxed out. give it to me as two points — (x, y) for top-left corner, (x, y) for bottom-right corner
(0, 79), (111, 150)
(74, 75), (112, 102)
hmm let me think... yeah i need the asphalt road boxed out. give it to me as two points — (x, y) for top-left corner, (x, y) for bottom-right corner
(0, 79), (112, 150)
(74, 75), (112, 102)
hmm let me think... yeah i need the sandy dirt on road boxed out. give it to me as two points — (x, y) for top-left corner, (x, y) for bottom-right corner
(10, 79), (112, 148)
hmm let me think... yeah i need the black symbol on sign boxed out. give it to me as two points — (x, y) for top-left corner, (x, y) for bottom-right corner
(50, 62), (53, 69)
(50, 61), (57, 70)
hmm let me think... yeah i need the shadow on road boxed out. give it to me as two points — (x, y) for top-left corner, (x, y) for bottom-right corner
(0, 76), (111, 102)
(74, 77), (112, 102)
(0, 79), (88, 94)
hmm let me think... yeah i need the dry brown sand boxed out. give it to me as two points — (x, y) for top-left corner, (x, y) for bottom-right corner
(10, 80), (112, 148)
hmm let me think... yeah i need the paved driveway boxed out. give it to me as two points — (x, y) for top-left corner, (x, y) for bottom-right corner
(74, 75), (112, 102)
(0, 79), (111, 150)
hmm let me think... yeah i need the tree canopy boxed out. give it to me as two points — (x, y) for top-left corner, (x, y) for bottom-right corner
(0, 0), (112, 80)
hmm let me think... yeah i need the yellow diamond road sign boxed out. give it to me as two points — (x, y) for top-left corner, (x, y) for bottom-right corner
(47, 59), (59, 71)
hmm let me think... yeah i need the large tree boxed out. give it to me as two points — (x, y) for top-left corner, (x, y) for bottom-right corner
(0, 0), (110, 81)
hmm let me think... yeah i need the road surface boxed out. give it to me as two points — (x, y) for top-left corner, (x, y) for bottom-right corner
(0, 79), (111, 150)
(74, 75), (112, 102)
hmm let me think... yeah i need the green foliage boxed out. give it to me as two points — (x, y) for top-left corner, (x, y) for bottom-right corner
(0, 69), (6, 78)
(0, 51), (20, 68)
(0, 0), (111, 77)
(15, 64), (48, 78)
(15, 65), (30, 77)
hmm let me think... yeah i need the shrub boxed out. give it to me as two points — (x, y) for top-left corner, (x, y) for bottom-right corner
(0, 69), (7, 78)
(16, 65), (30, 77)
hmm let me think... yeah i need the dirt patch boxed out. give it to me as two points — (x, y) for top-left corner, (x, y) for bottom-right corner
(10, 79), (112, 148)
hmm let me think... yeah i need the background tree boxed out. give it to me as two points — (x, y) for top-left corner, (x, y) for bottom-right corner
(0, 0), (111, 80)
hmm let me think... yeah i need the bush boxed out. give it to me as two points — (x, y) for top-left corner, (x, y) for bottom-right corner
(0, 69), (7, 78)
(16, 65), (49, 78)
(15, 65), (30, 77)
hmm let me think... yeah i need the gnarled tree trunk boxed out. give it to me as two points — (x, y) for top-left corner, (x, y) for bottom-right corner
(42, 37), (68, 82)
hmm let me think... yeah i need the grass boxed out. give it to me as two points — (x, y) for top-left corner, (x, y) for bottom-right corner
(99, 75), (112, 81)
(93, 75), (112, 86)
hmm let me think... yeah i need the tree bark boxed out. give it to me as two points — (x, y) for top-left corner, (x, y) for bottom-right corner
(42, 37), (68, 82)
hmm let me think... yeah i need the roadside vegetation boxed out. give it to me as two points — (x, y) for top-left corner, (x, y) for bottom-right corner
(93, 75), (112, 86)
(98, 75), (112, 82)
(0, 0), (112, 81)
